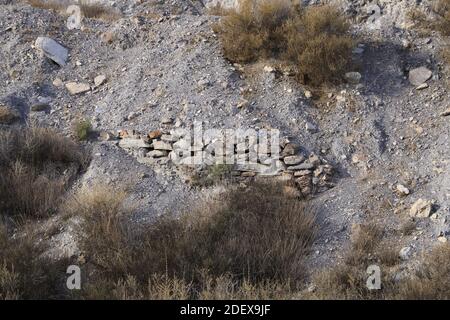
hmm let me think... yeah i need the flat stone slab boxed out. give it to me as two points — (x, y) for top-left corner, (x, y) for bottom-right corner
(35, 37), (68, 66)
(408, 67), (432, 86)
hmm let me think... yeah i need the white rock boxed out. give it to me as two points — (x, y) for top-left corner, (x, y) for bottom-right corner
(153, 141), (173, 151)
(409, 199), (432, 218)
(35, 37), (68, 66)
(399, 247), (411, 260)
(396, 184), (410, 196)
(119, 138), (151, 149)
(408, 67), (432, 86)
(65, 82), (90, 95)
(94, 75), (107, 87)
(283, 155), (305, 165)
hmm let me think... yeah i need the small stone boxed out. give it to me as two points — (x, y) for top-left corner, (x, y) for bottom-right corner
(294, 170), (312, 177)
(148, 130), (163, 139)
(65, 82), (91, 95)
(288, 163), (315, 171)
(409, 199), (433, 218)
(304, 90), (313, 99)
(396, 184), (410, 196)
(306, 122), (318, 133)
(416, 83), (429, 90)
(263, 65), (275, 73)
(119, 138), (151, 149)
(53, 78), (63, 87)
(408, 67), (432, 86)
(399, 247), (411, 260)
(345, 72), (362, 84)
(153, 141), (173, 151)
(99, 131), (113, 141)
(438, 236), (448, 243)
(440, 108), (450, 117)
(283, 155), (305, 165)
(94, 75), (107, 87)
(147, 150), (168, 158)
(161, 116), (173, 125)
(281, 143), (298, 157)
(242, 171), (256, 177)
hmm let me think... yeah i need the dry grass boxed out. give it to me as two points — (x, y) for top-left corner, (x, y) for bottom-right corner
(393, 244), (450, 299)
(26, 0), (120, 21)
(66, 181), (316, 299)
(0, 126), (88, 218)
(311, 223), (398, 299)
(408, 0), (450, 36)
(214, 0), (354, 85)
(0, 222), (70, 299)
(434, 0), (450, 36)
(0, 105), (20, 124)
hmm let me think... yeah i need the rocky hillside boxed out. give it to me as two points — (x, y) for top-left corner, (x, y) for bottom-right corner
(0, 0), (449, 299)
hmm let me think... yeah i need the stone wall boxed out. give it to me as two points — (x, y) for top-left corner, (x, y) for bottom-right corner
(110, 127), (335, 196)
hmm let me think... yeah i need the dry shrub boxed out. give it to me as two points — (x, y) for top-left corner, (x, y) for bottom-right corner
(408, 0), (450, 36)
(72, 182), (316, 299)
(394, 244), (450, 299)
(0, 127), (88, 218)
(311, 224), (399, 300)
(434, 0), (450, 36)
(0, 222), (70, 299)
(214, 0), (353, 85)
(0, 105), (20, 124)
(26, 0), (120, 21)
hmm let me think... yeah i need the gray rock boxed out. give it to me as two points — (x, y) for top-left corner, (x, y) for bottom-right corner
(408, 67), (432, 86)
(65, 82), (91, 95)
(147, 150), (168, 158)
(399, 246), (411, 261)
(306, 121), (318, 133)
(153, 141), (173, 151)
(283, 155), (305, 165)
(345, 72), (362, 84)
(35, 37), (68, 66)
(287, 163), (315, 171)
(119, 138), (151, 149)
(409, 199), (432, 218)
(94, 75), (107, 87)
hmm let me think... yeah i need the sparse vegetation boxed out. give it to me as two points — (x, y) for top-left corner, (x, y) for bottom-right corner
(0, 222), (70, 299)
(72, 118), (92, 141)
(26, 0), (121, 21)
(65, 182), (316, 299)
(0, 126), (88, 218)
(214, 0), (354, 85)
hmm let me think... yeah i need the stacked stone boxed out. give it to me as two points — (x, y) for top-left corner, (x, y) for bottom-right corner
(114, 129), (335, 195)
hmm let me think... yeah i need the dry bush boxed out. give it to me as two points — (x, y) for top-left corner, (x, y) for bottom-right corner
(283, 5), (354, 85)
(408, 0), (450, 36)
(26, 0), (120, 21)
(311, 224), (399, 299)
(214, 0), (353, 85)
(0, 222), (70, 299)
(394, 244), (450, 299)
(0, 127), (88, 218)
(26, 0), (66, 11)
(434, 0), (450, 36)
(0, 105), (20, 125)
(71, 182), (316, 299)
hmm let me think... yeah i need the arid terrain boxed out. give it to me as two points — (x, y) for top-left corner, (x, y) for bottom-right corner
(0, 0), (449, 299)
